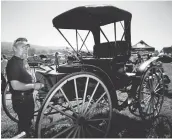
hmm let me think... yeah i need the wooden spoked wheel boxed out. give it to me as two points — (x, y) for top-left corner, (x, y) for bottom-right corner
(36, 72), (112, 138)
(138, 66), (165, 120)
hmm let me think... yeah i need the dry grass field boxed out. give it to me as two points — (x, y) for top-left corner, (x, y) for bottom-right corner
(1, 63), (172, 138)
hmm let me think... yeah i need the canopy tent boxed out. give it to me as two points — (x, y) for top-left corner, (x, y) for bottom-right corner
(161, 46), (172, 54)
(132, 40), (155, 52)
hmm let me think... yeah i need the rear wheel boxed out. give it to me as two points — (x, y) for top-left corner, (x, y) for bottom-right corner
(138, 66), (165, 120)
(36, 72), (112, 138)
(2, 83), (19, 122)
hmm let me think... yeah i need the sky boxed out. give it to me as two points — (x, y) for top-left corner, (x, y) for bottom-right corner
(1, 1), (172, 51)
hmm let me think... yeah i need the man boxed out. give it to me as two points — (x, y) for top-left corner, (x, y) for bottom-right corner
(54, 52), (59, 71)
(6, 37), (44, 137)
(1, 54), (8, 74)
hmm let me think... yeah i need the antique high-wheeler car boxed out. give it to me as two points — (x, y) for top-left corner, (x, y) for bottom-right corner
(2, 5), (167, 138)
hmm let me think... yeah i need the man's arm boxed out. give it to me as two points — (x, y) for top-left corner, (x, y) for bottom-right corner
(10, 80), (44, 91)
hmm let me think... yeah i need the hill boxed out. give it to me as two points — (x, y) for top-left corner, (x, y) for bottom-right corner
(1, 42), (66, 57)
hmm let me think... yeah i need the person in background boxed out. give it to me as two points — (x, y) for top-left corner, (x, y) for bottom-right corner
(1, 54), (8, 93)
(1, 54), (8, 74)
(147, 53), (152, 60)
(54, 52), (59, 72)
(6, 37), (44, 137)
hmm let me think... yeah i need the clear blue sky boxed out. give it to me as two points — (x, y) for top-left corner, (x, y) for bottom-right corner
(1, 1), (172, 51)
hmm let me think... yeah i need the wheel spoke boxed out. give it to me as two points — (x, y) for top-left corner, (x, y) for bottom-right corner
(145, 97), (153, 114)
(81, 77), (89, 114)
(154, 91), (163, 97)
(74, 78), (80, 113)
(152, 96), (158, 115)
(77, 126), (81, 138)
(140, 95), (151, 103)
(72, 126), (79, 138)
(88, 118), (109, 122)
(153, 97), (160, 113)
(52, 125), (75, 138)
(83, 82), (99, 114)
(154, 83), (160, 92)
(48, 104), (76, 120)
(86, 92), (106, 116)
(154, 87), (162, 93)
(44, 120), (60, 129)
(81, 126), (85, 138)
(60, 88), (78, 116)
(85, 126), (92, 137)
(44, 117), (71, 129)
(141, 91), (151, 95)
(149, 97), (154, 114)
(148, 76), (153, 92)
(88, 123), (105, 134)
(66, 126), (77, 138)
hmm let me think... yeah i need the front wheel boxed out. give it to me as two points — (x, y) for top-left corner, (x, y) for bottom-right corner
(36, 72), (112, 138)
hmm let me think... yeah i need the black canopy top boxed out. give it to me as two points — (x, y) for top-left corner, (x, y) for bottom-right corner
(53, 5), (132, 30)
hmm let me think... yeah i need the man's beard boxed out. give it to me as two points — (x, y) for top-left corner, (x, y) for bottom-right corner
(22, 53), (28, 59)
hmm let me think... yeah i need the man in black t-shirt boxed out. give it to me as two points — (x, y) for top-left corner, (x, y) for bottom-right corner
(6, 37), (44, 137)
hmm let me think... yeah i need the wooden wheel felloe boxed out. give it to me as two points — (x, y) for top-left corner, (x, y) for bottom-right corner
(2, 83), (19, 123)
(36, 72), (112, 138)
(138, 66), (165, 120)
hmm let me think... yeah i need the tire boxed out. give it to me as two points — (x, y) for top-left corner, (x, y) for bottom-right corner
(36, 72), (112, 138)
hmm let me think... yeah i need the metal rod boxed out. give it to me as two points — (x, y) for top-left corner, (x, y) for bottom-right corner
(77, 31), (91, 54)
(79, 31), (90, 52)
(120, 21), (130, 41)
(101, 27), (115, 57)
(114, 22), (117, 57)
(76, 29), (78, 54)
(114, 22), (116, 42)
(100, 28), (110, 44)
(57, 29), (77, 55)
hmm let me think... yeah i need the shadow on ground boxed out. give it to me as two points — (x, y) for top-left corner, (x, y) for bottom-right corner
(108, 112), (172, 138)
(165, 89), (172, 98)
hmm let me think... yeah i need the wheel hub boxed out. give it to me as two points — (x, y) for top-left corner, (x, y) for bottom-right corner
(77, 116), (87, 125)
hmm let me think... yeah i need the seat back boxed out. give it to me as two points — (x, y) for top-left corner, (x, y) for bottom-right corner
(93, 41), (131, 62)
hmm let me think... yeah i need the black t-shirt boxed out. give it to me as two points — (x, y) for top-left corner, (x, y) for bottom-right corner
(6, 56), (33, 94)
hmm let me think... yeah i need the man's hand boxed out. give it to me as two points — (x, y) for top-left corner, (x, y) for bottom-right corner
(34, 83), (44, 90)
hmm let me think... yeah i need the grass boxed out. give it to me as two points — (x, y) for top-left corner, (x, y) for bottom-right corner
(1, 63), (172, 138)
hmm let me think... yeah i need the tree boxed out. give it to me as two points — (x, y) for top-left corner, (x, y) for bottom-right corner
(154, 50), (159, 56)
(28, 48), (36, 56)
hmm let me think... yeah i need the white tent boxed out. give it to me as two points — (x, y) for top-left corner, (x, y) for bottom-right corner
(132, 40), (155, 52)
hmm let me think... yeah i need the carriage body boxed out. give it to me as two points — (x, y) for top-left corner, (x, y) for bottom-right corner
(34, 6), (165, 138)
(53, 5), (132, 90)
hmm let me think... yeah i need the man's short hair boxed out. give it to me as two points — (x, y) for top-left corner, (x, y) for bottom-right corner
(13, 37), (30, 48)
